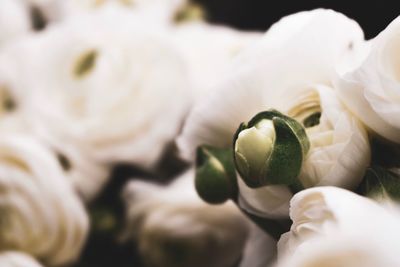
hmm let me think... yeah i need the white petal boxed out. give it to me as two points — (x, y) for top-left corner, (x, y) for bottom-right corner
(237, 178), (292, 219)
(336, 15), (400, 143)
(0, 251), (43, 267)
(178, 9), (365, 161)
(239, 223), (277, 267)
(0, 134), (88, 266)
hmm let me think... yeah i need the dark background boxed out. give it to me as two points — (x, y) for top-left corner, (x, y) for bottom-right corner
(196, 0), (400, 39)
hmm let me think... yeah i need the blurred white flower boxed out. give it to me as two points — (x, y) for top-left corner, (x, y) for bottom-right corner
(178, 9), (369, 218)
(42, 136), (111, 202)
(0, 134), (89, 266)
(0, 38), (111, 203)
(58, 0), (188, 25)
(12, 7), (190, 168)
(122, 169), (250, 267)
(337, 16), (400, 143)
(0, 251), (43, 267)
(171, 21), (262, 99)
(277, 187), (400, 267)
(0, 0), (31, 46)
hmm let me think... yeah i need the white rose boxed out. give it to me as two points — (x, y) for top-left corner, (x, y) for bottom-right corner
(0, 134), (89, 266)
(171, 21), (262, 99)
(122, 169), (250, 267)
(0, 252), (43, 267)
(15, 7), (189, 168)
(277, 187), (400, 267)
(178, 9), (369, 218)
(337, 16), (400, 143)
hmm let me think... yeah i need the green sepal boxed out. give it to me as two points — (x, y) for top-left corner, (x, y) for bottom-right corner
(233, 109), (309, 188)
(195, 145), (238, 204)
(357, 166), (400, 201)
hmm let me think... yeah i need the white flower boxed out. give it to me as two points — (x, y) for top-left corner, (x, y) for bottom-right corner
(277, 187), (400, 267)
(0, 251), (43, 267)
(0, 134), (89, 266)
(170, 21), (261, 99)
(122, 169), (250, 267)
(58, 0), (187, 25)
(0, 39), (111, 202)
(178, 9), (369, 218)
(336, 16), (400, 143)
(41, 136), (111, 202)
(14, 7), (189, 168)
(0, 0), (31, 46)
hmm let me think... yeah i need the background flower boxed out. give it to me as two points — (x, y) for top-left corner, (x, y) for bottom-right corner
(0, 134), (88, 266)
(0, 251), (43, 267)
(8, 6), (190, 169)
(122, 169), (250, 267)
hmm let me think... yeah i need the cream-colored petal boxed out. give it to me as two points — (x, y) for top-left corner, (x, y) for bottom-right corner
(0, 251), (43, 267)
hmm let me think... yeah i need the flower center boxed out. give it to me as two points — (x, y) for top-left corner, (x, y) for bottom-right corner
(0, 87), (16, 115)
(73, 50), (98, 79)
(287, 90), (321, 129)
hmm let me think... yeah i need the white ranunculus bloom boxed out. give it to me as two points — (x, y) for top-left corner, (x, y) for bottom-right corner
(0, 134), (89, 266)
(0, 252), (43, 267)
(15, 7), (189, 168)
(336, 16), (400, 143)
(288, 85), (370, 190)
(122, 169), (250, 267)
(178, 9), (369, 218)
(171, 21), (262, 99)
(0, 0), (31, 46)
(0, 39), (111, 202)
(277, 187), (400, 267)
(58, 0), (187, 25)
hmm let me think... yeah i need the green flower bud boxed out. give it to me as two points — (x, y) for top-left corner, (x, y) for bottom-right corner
(233, 109), (310, 188)
(195, 146), (238, 204)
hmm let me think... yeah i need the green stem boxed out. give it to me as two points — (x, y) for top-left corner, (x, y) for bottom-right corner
(232, 197), (291, 240)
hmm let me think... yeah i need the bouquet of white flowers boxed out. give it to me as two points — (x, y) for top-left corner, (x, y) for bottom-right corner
(0, 1), (400, 267)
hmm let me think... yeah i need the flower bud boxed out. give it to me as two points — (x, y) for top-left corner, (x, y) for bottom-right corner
(195, 146), (238, 204)
(233, 109), (310, 188)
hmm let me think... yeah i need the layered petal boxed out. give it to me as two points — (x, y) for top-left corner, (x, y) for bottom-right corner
(337, 15), (400, 143)
(178, 9), (365, 161)
(0, 134), (89, 266)
(9, 6), (190, 167)
(277, 187), (400, 267)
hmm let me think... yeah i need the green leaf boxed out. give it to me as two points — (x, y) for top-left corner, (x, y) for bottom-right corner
(358, 166), (400, 201)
